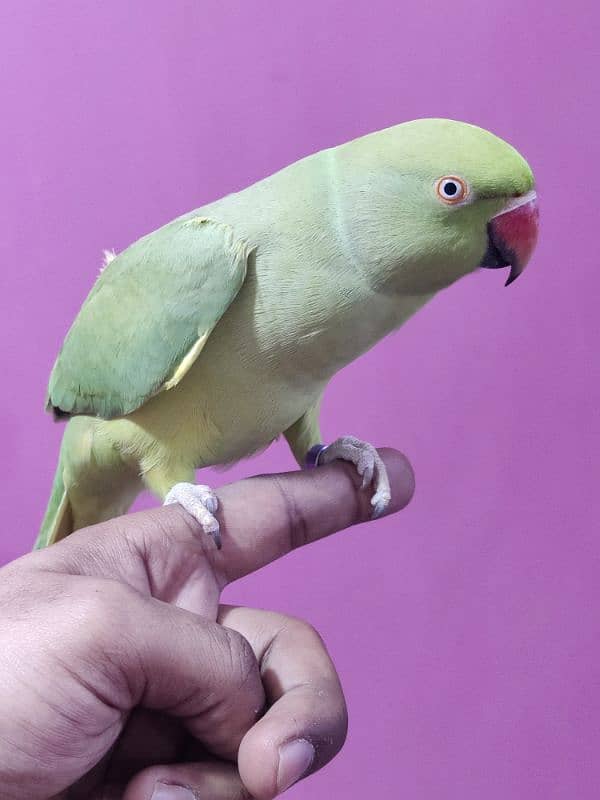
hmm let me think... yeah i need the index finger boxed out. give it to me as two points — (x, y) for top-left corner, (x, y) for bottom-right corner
(31, 448), (414, 598)
(213, 447), (414, 583)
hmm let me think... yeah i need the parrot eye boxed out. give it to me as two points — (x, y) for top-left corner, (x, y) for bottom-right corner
(436, 176), (469, 204)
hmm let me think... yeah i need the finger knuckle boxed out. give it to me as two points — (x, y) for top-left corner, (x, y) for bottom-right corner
(278, 615), (328, 653)
(222, 626), (258, 688)
(273, 476), (310, 551)
(291, 615), (322, 641)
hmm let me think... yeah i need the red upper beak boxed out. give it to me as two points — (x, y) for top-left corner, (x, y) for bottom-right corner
(480, 191), (539, 285)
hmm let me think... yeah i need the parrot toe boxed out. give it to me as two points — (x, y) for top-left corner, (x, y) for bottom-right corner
(163, 482), (221, 549)
(357, 450), (375, 489)
(317, 436), (392, 519)
(371, 490), (392, 519)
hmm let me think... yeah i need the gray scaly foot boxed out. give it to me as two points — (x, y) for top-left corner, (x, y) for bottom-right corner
(317, 436), (391, 519)
(164, 482), (221, 548)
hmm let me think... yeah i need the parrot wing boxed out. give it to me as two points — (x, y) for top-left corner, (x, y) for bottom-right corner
(47, 216), (252, 419)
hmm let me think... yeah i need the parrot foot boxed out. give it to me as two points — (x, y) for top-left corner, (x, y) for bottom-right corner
(317, 436), (391, 519)
(163, 482), (221, 549)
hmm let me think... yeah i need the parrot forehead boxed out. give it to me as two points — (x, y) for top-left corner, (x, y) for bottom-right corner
(355, 118), (534, 197)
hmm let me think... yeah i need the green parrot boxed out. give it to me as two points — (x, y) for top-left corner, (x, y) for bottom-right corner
(36, 118), (539, 550)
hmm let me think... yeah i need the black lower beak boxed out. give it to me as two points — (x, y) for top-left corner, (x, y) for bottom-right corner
(480, 226), (510, 270)
(479, 224), (522, 286)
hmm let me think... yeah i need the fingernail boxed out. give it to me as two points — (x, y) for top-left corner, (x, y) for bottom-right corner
(151, 782), (195, 800)
(277, 738), (315, 793)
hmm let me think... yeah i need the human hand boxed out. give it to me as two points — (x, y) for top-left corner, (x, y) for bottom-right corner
(0, 449), (414, 800)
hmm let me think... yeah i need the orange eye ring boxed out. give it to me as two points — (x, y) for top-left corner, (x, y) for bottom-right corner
(435, 175), (469, 204)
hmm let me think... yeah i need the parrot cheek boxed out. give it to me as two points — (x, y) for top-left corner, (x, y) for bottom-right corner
(480, 191), (539, 285)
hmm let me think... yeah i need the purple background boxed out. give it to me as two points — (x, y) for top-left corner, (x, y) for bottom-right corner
(1, 1), (598, 797)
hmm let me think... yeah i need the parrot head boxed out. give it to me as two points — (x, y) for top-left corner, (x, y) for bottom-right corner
(333, 118), (538, 294)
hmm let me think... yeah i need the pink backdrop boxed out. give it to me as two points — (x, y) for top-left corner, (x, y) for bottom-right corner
(1, 1), (598, 797)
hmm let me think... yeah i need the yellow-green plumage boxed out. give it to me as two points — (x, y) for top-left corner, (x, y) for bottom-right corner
(36, 118), (535, 548)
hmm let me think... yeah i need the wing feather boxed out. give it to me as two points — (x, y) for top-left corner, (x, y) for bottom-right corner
(47, 216), (251, 419)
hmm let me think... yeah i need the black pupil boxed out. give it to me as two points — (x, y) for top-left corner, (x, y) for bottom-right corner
(444, 181), (458, 196)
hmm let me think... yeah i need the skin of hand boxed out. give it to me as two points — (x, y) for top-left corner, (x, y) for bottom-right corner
(0, 449), (414, 800)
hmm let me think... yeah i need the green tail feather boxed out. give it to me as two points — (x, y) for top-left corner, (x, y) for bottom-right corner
(35, 450), (72, 550)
